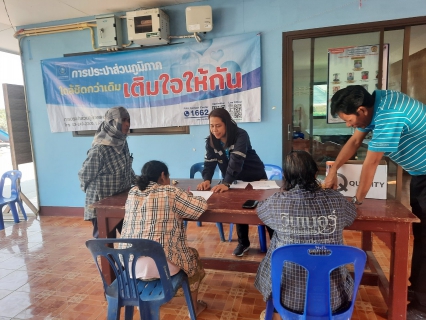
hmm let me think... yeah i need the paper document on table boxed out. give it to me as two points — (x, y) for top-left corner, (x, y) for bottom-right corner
(191, 191), (213, 200)
(250, 181), (280, 189)
(229, 181), (250, 189)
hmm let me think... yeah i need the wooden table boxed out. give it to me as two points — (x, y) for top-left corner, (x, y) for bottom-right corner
(92, 179), (419, 320)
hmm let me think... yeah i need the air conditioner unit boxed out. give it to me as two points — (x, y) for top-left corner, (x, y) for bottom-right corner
(126, 8), (170, 46)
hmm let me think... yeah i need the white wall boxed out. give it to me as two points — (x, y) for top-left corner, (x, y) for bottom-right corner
(18, 0), (426, 208)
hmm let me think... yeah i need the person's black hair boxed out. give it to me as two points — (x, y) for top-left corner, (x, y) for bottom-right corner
(283, 150), (320, 192)
(137, 160), (169, 190)
(330, 85), (375, 116)
(208, 108), (238, 149)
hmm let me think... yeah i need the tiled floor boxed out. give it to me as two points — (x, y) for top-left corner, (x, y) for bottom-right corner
(0, 215), (412, 320)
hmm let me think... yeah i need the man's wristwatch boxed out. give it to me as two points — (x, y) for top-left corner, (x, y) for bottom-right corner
(351, 196), (363, 205)
(222, 182), (231, 188)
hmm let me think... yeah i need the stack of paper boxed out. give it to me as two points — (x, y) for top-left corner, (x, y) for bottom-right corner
(229, 181), (250, 189)
(191, 191), (213, 200)
(250, 181), (280, 189)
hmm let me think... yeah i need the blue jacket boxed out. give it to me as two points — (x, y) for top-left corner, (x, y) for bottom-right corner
(202, 127), (266, 183)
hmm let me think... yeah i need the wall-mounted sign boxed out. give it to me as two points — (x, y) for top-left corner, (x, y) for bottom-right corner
(327, 44), (389, 124)
(41, 33), (261, 132)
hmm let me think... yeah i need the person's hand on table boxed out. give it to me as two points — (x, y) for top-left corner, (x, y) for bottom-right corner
(211, 184), (229, 193)
(197, 180), (211, 190)
(324, 169), (338, 189)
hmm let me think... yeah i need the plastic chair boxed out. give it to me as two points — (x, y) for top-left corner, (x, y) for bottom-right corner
(228, 164), (283, 252)
(188, 162), (225, 241)
(189, 162), (221, 179)
(187, 162), (203, 227)
(257, 164), (284, 251)
(86, 238), (197, 320)
(264, 164), (283, 180)
(0, 170), (27, 231)
(264, 244), (366, 320)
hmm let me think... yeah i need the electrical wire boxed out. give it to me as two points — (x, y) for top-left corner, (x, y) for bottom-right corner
(169, 35), (195, 39)
(2, 0), (13, 29)
(15, 23), (102, 51)
(86, 27), (102, 51)
(0, 26), (12, 33)
(121, 41), (133, 48)
(169, 33), (203, 42)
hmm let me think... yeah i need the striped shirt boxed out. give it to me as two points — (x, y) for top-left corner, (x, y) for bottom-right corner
(119, 183), (207, 277)
(358, 90), (426, 175)
(254, 187), (357, 313)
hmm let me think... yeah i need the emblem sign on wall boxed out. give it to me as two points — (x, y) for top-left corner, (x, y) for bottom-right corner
(327, 44), (389, 124)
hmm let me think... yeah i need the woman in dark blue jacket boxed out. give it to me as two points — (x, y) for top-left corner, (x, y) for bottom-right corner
(197, 108), (272, 256)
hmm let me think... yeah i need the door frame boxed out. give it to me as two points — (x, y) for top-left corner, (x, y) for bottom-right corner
(282, 16), (424, 199)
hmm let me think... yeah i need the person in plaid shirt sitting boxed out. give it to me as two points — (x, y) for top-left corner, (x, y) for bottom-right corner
(255, 151), (357, 319)
(120, 160), (208, 316)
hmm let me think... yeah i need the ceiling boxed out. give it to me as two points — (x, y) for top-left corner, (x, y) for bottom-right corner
(0, 0), (203, 54)
(3, 1), (425, 67)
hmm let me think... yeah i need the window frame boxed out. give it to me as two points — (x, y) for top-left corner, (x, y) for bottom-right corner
(72, 126), (189, 137)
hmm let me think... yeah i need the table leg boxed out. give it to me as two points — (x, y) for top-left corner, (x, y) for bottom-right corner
(361, 231), (372, 251)
(388, 224), (410, 320)
(97, 211), (122, 284)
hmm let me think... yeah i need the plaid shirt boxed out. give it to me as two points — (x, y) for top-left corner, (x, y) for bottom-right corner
(78, 142), (136, 220)
(119, 183), (207, 277)
(254, 187), (357, 313)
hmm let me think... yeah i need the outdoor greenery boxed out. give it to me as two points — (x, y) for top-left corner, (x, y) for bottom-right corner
(0, 109), (7, 132)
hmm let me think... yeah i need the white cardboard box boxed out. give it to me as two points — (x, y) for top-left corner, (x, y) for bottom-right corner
(327, 160), (388, 199)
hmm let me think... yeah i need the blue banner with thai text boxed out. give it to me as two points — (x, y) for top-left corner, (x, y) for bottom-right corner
(41, 33), (261, 132)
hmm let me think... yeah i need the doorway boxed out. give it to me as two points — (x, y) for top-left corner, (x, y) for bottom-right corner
(283, 17), (426, 198)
